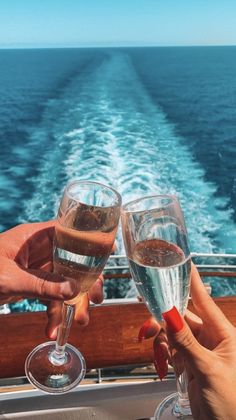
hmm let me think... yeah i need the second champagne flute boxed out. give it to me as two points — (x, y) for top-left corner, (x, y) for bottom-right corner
(25, 180), (121, 393)
(121, 195), (192, 419)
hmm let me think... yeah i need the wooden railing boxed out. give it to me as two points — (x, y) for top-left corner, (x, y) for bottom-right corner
(1, 253), (236, 380)
(1, 296), (236, 379)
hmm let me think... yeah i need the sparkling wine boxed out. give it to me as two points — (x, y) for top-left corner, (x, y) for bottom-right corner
(129, 239), (191, 321)
(53, 205), (119, 305)
(25, 180), (121, 395)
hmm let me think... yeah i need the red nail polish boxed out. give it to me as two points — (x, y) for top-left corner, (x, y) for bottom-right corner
(153, 337), (168, 381)
(153, 345), (168, 381)
(138, 318), (159, 342)
(154, 359), (168, 381)
(162, 306), (184, 333)
(138, 322), (152, 342)
(138, 325), (146, 342)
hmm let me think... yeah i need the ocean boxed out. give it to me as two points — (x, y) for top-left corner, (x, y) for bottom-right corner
(1, 46), (236, 305)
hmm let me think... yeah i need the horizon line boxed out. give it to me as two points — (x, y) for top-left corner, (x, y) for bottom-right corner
(0, 42), (236, 50)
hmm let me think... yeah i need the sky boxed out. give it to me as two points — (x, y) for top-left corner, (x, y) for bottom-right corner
(0, 0), (236, 48)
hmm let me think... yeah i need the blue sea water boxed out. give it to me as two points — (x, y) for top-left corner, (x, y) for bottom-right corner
(1, 46), (236, 301)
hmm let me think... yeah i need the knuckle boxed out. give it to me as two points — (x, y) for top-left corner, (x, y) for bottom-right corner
(34, 276), (46, 297)
(177, 327), (196, 350)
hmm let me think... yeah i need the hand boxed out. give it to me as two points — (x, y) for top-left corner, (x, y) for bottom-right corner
(0, 221), (104, 337)
(0, 221), (78, 303)
(46, 277), (104, 339)
(163, 264), (236, 420)
(138, 316), (170, 380)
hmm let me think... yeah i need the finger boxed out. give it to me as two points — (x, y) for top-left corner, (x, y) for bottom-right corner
(191, 264), (233, 336)
(45, 301), (62, 339)
(184, 309), (203, 337)
(138, 317), (162, 342)
(27, 221), (55, 268)
(163, 306), (211, 376)
(74, 294), (90, 326)
(172, 350), (185, 377)
(88, 276), (104, 304)
(0, 257), (79, 300)
(153, 331), (169, 380)
(25, 268), (80, 300)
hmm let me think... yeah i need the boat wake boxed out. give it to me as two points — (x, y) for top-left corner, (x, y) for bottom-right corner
(20, 51), (235, 258)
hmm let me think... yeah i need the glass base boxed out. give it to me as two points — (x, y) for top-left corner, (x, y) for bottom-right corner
(25, 341), (86, 394)
(154, 393), (193, 419)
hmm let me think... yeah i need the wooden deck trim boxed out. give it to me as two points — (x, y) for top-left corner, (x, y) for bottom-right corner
(1, 297), (236, 379)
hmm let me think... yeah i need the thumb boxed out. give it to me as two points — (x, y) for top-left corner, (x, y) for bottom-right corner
(163, 306), (208, 375)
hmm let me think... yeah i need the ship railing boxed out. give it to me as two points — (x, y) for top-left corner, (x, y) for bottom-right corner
(104, 252), (236, 279)
(1, 252), (236, 390)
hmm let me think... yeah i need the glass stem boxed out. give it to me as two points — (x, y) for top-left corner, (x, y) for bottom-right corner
(49, 303), (75, 366)
(174, 368), (192, 417)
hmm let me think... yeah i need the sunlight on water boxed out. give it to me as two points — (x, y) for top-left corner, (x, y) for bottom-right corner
(20, 51), (236, 260)
(1, 48), (236, 301)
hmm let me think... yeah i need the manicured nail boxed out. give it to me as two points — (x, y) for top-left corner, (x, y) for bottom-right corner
(154, 359), (168, 381)
(138, 318), (159, 342)
(138, 324), (146, 342)
(162, 306), (184, 333)
(153, 344), (168, 381)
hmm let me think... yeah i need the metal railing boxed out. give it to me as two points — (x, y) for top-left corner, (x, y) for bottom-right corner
(104, 252), (236, 279)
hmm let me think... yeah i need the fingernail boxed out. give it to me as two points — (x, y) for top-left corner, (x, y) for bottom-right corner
(162, 306), (184, 333)
(45, 325), (57, 340)
(51, 327), (58, 339)
(153, 346), (168, 381)
(154, 359), (168, 381)
(138, 323), (147, 342)
(138, 318), (159, 342)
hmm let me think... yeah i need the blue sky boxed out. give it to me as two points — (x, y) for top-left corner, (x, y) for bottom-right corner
(0, 0), (236, 47)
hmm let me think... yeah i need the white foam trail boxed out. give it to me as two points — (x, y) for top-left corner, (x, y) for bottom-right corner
(21, 51), (236, 264)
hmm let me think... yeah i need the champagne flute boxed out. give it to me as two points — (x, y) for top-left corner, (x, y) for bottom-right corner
(25, 180), (121, 393)
(121, 195), (192, 419)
